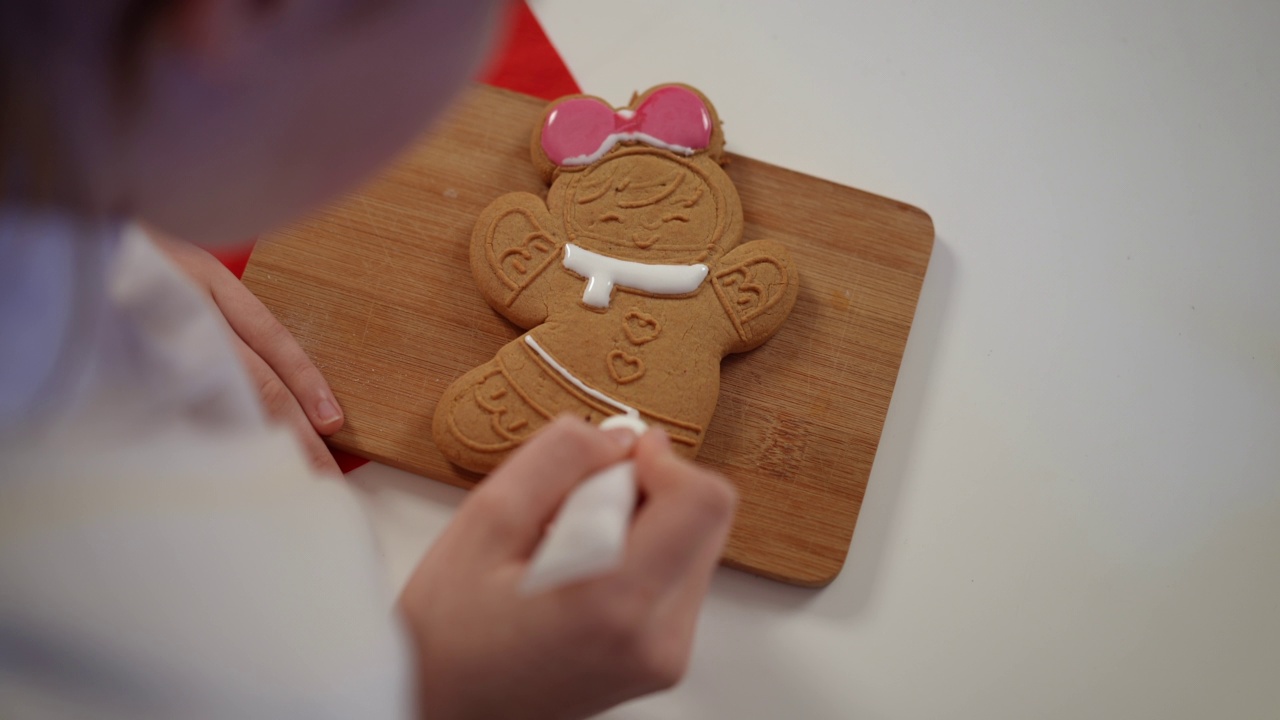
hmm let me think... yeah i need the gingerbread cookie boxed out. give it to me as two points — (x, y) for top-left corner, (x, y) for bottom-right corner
(433, 84), (800, 472)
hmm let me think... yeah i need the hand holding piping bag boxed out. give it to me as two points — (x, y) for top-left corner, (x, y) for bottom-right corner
(399, 416), (736, 720)
(522, 413), (652, 594)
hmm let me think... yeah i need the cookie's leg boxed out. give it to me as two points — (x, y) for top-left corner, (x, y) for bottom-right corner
(432, 357), (552, 472)
(433, 339), (630, 472)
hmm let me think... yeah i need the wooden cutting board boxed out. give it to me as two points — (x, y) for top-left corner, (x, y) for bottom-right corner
(243, 84), (933, 587)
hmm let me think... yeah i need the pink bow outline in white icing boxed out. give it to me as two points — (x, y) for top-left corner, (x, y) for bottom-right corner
(541, 86), (713, 167)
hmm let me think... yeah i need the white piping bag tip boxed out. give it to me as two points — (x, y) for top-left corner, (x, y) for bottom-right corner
(599, 414), (649, 435)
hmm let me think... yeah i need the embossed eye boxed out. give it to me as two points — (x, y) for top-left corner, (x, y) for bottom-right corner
(662, 214), (691, 223)
(597, 213), (624, 224)
(674, 185), (705, 208)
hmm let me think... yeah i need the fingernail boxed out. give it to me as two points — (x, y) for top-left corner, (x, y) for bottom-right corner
(317, 398), (342, 424)
(604, 427), (637, 451)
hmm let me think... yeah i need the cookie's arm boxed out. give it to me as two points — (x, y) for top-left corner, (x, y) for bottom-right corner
(709, 239), (801, 354)
(470, 192), (564, 329)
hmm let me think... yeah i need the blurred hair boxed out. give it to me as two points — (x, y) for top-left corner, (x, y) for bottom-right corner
(0, 35), (60, 202)
(115, 0), (179, 95)
(0, 0), (175, 203)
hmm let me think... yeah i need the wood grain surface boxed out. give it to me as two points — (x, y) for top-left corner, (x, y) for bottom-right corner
(242, 84), (934, 586)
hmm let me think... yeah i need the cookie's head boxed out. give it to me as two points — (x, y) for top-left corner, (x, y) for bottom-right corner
(533, 84), (741, 265)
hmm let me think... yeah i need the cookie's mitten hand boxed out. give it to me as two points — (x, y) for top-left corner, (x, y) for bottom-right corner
(711, 239), (801, 353)
(472, 192), (564, 328)
(400, 416), (736, 720)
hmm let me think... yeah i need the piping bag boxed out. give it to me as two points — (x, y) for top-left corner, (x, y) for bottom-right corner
(520, 415), (648, 594)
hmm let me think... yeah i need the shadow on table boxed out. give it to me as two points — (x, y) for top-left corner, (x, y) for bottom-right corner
(711, 238), (956, 621)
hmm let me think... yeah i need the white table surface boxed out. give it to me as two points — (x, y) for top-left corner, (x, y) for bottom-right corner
(348, 2), (1280, 717)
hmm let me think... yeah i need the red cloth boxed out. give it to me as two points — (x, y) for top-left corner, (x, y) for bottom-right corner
(212, 0), (578, 474)
(479, 0), (580, 101)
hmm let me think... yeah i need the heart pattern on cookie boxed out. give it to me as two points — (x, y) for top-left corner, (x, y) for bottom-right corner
(607, 349), (645, 384)
(623, 310), (662, 345)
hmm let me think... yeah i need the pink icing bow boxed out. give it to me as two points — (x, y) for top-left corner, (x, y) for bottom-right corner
(541, 86), (713, 167)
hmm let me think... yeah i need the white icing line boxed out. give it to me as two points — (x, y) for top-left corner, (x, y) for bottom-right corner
(562, 243), (709, 308)
(600, 414), (648, 434)
(524, 335), (639, 418)
(561, 131), (697, 166)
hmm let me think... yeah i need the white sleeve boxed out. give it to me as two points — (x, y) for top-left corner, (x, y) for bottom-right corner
(0, 426), (415, 720)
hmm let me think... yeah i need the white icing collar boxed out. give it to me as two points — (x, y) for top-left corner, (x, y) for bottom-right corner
(561, 243), (708, 308)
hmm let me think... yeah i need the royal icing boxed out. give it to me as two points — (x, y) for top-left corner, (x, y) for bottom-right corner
(541, 86), (713, 167)
(600, 414), (648, 435)
(561, 243), (708, 308)
(524, 335), (640, 418)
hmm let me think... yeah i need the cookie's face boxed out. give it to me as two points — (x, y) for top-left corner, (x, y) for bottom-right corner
(561, 150), (726, 265)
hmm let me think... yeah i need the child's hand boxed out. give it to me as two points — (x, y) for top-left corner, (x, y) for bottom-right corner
(156, 235), (345, 475)
(400, 416), (736, 720)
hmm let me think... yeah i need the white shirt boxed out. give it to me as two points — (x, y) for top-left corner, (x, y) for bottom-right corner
(0, 211), (412, 719)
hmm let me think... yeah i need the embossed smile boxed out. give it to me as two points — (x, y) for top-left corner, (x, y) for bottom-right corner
(631, 233), (660, 249)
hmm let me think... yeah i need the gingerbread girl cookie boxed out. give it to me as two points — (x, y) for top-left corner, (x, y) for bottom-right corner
(433, 84), (799, 472)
